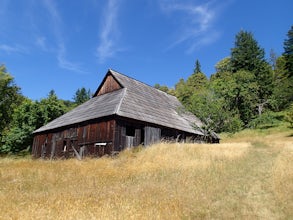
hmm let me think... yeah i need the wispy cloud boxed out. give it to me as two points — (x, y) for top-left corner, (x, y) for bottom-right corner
(0, 44), (29, 54)
(160, 0), (222, 53)
(96, 0), (121, 63)
(41, 0), (88, 74)
(35, 36), (48, 51)
(57, 43), (88, 74)
(42, 0), (62, 39)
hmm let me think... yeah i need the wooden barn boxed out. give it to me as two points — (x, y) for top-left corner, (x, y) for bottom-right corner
(32, 69), (219, 159)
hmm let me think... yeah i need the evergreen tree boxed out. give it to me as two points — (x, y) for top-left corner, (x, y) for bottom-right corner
(186, 59), (208, 91)
(231, 30), (273, 116)
(73, 87), (91, 105)
(194, 59), (202, 74)
(283, 25), (293, 77)
(270, 56), (292, 110)
(281, 25), (293, 106)
(231, 30), (265, 73)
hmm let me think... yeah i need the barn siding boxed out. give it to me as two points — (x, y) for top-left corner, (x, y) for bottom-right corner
(96, 74), (122, 96)
(33, 116), (207, 159)
(114, 119), (144, 151)
(33, 119), (116, 159)
(144, 126), (161, 146)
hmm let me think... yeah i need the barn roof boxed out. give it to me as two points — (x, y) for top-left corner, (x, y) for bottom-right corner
(34, 69), (208, 136)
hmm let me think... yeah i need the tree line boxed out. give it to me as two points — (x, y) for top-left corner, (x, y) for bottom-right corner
(0, 69), (91, 154)
(155, 27), (293, 133)
(1, 26), (292, 155)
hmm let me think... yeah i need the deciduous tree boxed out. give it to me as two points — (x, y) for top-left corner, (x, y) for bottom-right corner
(1, 91), (67, 154)
(0, 65), (22, 139)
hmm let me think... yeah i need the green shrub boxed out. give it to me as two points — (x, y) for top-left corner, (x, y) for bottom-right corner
(285, 104), (293, 128)
(248, 111), (283, 129)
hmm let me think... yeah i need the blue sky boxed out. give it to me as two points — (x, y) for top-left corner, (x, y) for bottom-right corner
(1, 0), (292, 101)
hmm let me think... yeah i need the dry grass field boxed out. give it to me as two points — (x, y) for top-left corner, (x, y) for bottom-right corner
(0, 126), (292, 219)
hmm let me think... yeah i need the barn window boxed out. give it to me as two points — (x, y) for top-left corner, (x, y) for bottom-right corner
(126, 126), (135, 137)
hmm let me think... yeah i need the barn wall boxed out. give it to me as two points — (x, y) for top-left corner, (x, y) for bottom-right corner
(144, 126), (161, 146)
(96, 74), (122, 96)
(33, 119), (116, 159)
(33, 116), (209, 159)
(114, 119), (143, 151)
(113, 117), (207, 150)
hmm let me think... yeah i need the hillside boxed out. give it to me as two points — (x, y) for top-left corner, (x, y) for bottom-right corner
(0, 126), (292, 219)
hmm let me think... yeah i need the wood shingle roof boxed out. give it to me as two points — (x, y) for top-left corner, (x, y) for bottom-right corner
(34, 69), (205, 136)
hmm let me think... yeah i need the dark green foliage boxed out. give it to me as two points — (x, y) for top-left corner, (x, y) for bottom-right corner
(194, 59), (202, 74)
(271, 56), (293, 110)
(0, 65), (23, 138)
(1, 91), (67, 154)
(61, 99), (75, 111)
(213, 57), (232, 76)
(175, 30), (292, 133)
(175, 59), (208, 108)
(279, 25), (293, 109)
(1, 99), (40, 153)
(285, 104), (293, 127)
(211, 70), (258, 127)
(283, 25), (293, 77)
(154, 84), (175, 95)
(73, 87), (91, 105)
(40, 90), (67, 123)
(186, 72), (208, 92)
(175, 78), (192, 107)
(231, 30), (274, 106)
(189, 89), (242, 133)
(231, 30), (265, 73)
(188, 60), (208, 91)
(248, 111), (283, 129)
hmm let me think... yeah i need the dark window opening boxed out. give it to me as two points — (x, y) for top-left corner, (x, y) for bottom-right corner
(126, 126), (135, 137)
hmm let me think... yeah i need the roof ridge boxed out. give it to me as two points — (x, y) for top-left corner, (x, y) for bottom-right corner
(109, 68), (177, 98)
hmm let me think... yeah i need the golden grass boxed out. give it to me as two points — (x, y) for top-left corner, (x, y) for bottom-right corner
(0, 127), (292, 219)
(272, 143), (293, 217)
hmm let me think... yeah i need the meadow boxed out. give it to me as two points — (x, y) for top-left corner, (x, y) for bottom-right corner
(0, 126), (292, 219)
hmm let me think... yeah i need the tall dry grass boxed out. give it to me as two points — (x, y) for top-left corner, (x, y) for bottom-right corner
(0, 127), (292, 219)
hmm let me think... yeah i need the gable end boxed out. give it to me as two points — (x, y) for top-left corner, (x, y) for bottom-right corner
(94, 71), (123, 97)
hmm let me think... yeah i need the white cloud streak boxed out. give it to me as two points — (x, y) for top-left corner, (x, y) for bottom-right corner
(96, 0), (120, 63)
(56, 43), (87, 74)
(0, 44), (29, 54)
(160, 0), (221, 53)
(42, 0), (88, 74)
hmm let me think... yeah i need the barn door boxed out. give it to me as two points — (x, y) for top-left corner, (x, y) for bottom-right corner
(144, 126), (161, 146)
(125, 136), (134, 148)
(125, 125), (135, 148)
